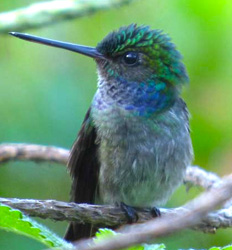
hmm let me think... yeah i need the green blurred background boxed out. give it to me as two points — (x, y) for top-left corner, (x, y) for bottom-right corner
(0, 0), (232, 249)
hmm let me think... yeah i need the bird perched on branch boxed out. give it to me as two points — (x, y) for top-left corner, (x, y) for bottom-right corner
(10, 24), (193, 241)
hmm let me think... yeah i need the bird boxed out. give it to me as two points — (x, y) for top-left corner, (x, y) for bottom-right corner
(10, 24), (193, 241)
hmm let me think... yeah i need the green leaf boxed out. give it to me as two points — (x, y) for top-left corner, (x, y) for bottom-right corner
(209, 245), (232, 250)
(94, 228), (165, 250)
(222, 246), (232, 250)
(143, 243), (165, 250)
(94, 228), (117, 241)
(0, 203), (72, 249)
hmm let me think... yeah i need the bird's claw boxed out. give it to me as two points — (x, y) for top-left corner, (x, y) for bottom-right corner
(150, 207), (161, 217)
(120, 202), (139, 223)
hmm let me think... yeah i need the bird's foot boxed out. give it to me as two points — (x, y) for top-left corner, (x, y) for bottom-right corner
(150, 207), (161, 217)
(120, 202), (138, 223)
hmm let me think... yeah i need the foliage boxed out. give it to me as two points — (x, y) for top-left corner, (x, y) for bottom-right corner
(0, 203), (72, 249)
(95, 228), (165, 250)
(209, 246), (232, 250)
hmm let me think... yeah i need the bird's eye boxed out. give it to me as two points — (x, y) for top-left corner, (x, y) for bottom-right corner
(122, 52), (139, 66)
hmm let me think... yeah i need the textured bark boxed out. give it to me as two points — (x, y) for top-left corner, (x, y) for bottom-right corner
(0, 197), (232, 234)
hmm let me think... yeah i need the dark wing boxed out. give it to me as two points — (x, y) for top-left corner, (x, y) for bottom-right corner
(64, 108), (100, 241)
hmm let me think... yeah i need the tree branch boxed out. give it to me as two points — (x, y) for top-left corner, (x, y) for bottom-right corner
(0, 143), (68, 165)
(185, 165), (221, 190)
(0, 0), (138, 34)
(0, 197), (232, 234)
(70, 174), (232, 250)
(0, 143), (221, 189)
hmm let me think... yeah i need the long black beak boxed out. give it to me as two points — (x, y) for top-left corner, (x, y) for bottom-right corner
(9, 32), (105, 59)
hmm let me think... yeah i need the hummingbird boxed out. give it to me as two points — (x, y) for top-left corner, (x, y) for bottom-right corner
(10, 24), (193, 241)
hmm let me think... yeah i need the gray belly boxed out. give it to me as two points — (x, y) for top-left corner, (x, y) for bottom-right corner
(92, 102), (193, 207)
(98, 133), (191, 207)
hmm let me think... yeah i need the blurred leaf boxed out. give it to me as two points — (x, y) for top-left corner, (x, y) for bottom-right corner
(0, 203), (72, 248)
(222, 245), (232, 250)
(209, 245), (232, 250)
(144, 243), (166, 250)
(94, 228), (165, 250)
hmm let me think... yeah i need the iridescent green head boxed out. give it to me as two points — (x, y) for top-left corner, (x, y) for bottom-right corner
(96, 24), (188, 89)
(10, 24), (188, 116)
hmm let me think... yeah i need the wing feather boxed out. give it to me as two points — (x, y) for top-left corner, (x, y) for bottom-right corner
(64, 108), (100, 241)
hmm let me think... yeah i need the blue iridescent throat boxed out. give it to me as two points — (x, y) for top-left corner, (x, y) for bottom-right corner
(93, 76), (177, 117)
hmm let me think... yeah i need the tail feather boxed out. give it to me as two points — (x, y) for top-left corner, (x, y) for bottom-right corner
(64, 222), (92, 241)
